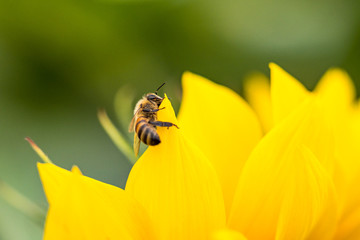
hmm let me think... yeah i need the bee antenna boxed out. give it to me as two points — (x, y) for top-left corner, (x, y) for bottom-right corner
(155, 83), (166, 95)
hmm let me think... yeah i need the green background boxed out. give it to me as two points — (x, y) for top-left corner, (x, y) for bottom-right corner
(0, 0), (359, 239)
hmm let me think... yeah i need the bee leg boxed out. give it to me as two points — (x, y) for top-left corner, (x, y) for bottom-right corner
(149, 121), (179, 129)
(142, 107), (165, 113)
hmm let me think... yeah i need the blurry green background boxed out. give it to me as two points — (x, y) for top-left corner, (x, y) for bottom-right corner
(0, 0), (360, 239)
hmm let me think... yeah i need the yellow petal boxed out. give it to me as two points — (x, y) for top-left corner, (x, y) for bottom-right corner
(244, 73), (273, 133)
(71, 165), (83, 175)
(335, 205), (360, 240)
(333, 101), (360, 239)
(270, 64), (336, 174)
(315, 68), (356, 114)
(211, 229), (248, 240)
(177, 72), (262, 215)
(228, 98), (338, 240)
(328, 109), (360, 222)
(335, 131), (360, 239)
(269, 63), (310, 124)
(276, 147), (338, 240)
(126, 96), (226, 240)
(314, 69), (360, 222)
(335, 109), (360, 183)
(38, 162), (69, 205)
(38, 163), (156, 240)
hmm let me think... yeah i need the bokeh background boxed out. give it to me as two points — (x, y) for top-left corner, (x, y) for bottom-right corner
(0, 0), (360, 239)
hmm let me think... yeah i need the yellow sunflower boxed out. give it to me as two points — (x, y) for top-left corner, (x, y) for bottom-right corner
(34, 63), (360, 240)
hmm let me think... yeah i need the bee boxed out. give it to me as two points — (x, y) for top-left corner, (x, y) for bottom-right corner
(129, 83), (179, 156)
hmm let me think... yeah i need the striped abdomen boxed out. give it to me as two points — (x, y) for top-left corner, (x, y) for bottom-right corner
(135, 116), (161, 146)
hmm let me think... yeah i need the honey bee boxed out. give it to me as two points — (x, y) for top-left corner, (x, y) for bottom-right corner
(129, 83), (179, 156)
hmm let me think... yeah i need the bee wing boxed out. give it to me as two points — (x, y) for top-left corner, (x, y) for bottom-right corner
(129, 107), (142, 132)
(134, 133), (141, 157)
(128, 114), (136, 132)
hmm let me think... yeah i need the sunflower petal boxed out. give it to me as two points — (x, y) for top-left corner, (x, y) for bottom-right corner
(38, 163), (156, 240)
(244, 73), (273, 133)
(276, 146), (338, 240)
(315, 68), (356, 114)
(335, 135), (360, 239)
(335, 204), (360, 240)
(177, 72), (262, 215)
(228, 98), (338, 240)
(270, 63), (336, 174)
(211, 229), (248, 240)
(126, 96), (226, 240)
(269, 63), (310, 124)
(312, 69), (360, 228)
(71, 165), (83, 175)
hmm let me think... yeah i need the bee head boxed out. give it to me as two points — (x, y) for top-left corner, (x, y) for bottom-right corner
(146, 93), (163, 107)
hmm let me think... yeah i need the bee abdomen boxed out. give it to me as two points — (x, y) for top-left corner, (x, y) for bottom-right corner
(136, 121), (161, 146)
